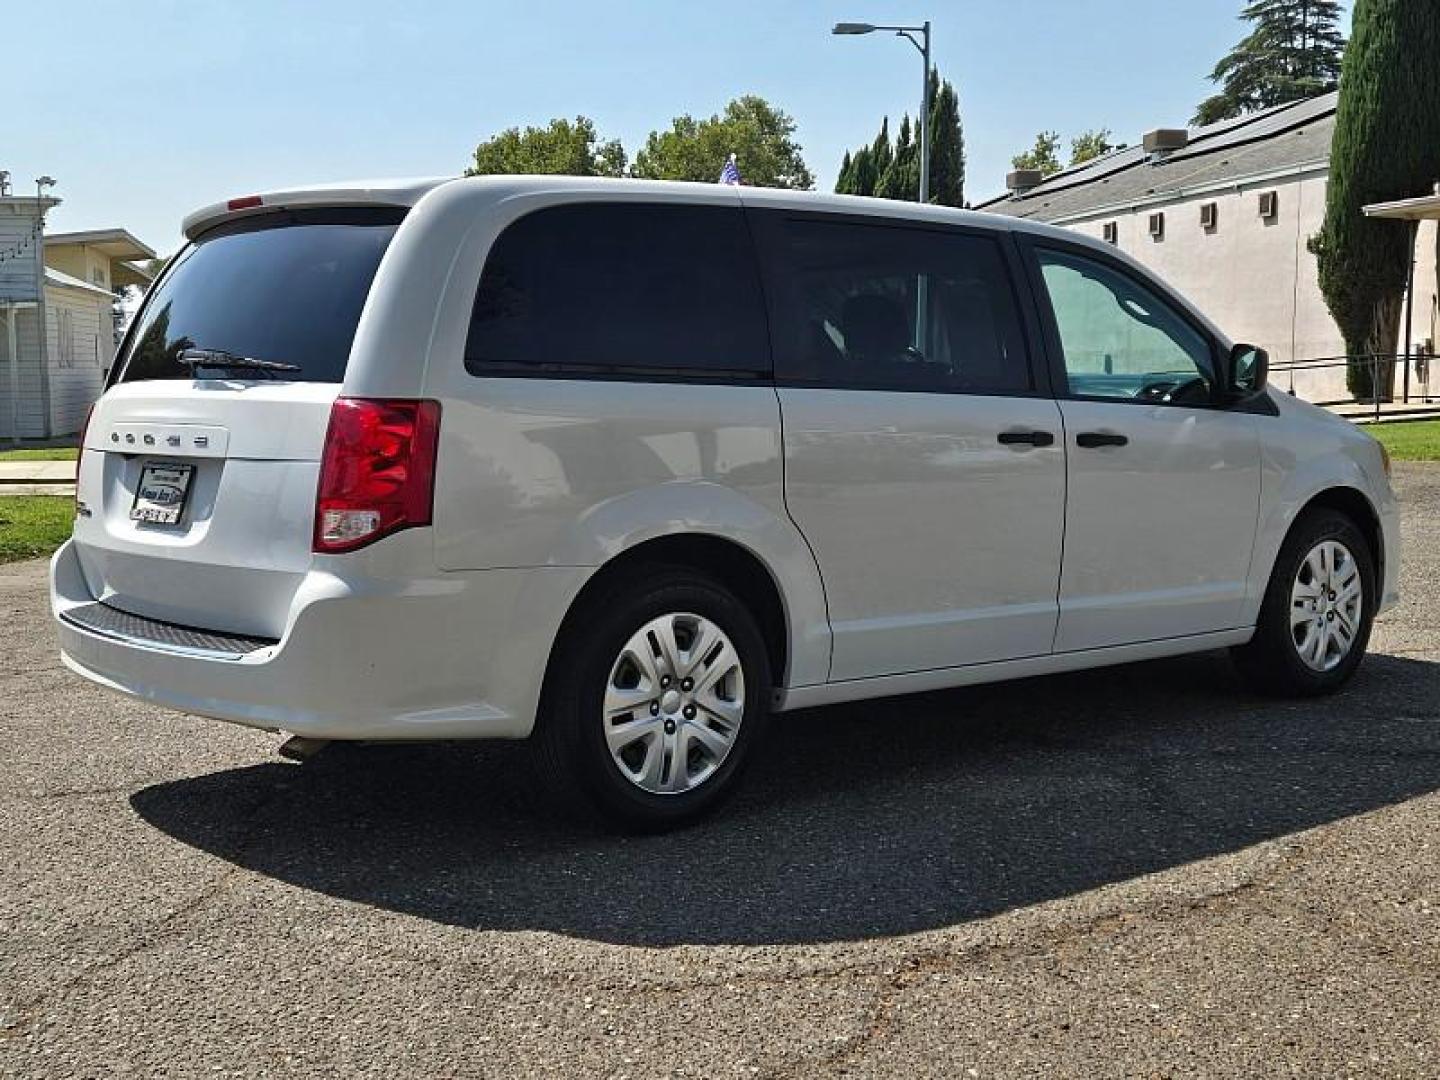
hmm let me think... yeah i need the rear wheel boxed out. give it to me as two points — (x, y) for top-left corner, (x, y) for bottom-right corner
(534, 567), (772, 830)
(1232, 508), (1375, 696)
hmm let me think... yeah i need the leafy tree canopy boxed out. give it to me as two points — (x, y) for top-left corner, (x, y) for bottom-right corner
(467, 116), (626, 178)
(631, 96), (814, 189)
(1194, 0), (1346, 125)
(1011, 131), (1062, 177)
(1069, 128), (1116, 166)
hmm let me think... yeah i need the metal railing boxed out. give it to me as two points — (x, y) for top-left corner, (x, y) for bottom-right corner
(1268, 352), (1434, 420)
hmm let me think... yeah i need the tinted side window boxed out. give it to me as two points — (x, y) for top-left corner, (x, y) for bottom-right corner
(465, 203), (769, 378)
(1037, 247), (1214, 404)
(762, 218), (1031, 394)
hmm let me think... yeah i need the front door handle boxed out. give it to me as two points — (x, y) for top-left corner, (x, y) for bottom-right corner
(1076, 432), (1129, 448)
(997, 430), (1056, 448)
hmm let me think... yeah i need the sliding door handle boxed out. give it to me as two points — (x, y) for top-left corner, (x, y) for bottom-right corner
(1076, 432), (1129, 448)
(997, 430), (1056, 447)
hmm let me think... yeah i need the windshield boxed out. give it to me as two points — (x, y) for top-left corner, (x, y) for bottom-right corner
(112, 207), (404, 385)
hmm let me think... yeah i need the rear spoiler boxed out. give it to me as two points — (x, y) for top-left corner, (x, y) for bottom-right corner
(180, 177), (452, 241)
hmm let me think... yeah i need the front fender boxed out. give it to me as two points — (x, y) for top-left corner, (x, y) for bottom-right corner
(1244, 403), (1398, 624)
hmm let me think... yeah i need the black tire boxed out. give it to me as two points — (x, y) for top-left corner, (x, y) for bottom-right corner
(1232, 507), (1376, 696)
(533, 566), (772, 831)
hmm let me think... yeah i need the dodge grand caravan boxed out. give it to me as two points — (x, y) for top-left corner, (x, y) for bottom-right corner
(51, 176), (1400, 828)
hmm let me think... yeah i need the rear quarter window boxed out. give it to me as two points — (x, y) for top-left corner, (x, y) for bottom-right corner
(113, 207), (404, 385)
(465, 202), (771, 379)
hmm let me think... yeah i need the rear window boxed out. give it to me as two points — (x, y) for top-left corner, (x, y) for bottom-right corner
(465, 203), (770, 379)
(112, 207), (404, 385)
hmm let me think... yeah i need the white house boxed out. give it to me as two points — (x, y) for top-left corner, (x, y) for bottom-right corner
(979, 93), (1439, 404)
(0, 192), (153, 440)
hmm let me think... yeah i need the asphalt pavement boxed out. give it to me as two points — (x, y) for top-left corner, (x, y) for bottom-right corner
(3, 465), (1438, 1077)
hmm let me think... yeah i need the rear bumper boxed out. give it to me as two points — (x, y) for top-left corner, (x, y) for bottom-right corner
(50, 537), (587, 740)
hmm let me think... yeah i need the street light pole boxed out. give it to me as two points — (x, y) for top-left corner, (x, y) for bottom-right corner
(833, 20), (933, 204)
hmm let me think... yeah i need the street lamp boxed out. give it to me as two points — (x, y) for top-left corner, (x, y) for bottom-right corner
(832, 20), (932, 204)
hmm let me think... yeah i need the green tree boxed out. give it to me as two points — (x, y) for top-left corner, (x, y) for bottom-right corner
(832, 70), (966, 206)
(875, 115), (918, 202)
(1012, 131), (1063, 177)
(466, 116), (626, 178)
(927, 71), (966, 206)
(1193, 0), (1346, 125)
(1069, 128), (1115, 166)
(632, 96), (814, 188)
(1312, 0), (1440, 399)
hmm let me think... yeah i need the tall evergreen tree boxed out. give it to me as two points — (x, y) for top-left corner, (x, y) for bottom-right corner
(927, 72), (966, 206)
(1194, 0), (1346, 125)
(1311, 0), (1440, 399)
(875, 115), (917, 201)
(832, 69), (965, 206)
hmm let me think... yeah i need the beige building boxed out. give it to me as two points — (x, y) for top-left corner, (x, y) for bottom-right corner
(0, 188), (153, 440)
(980, 93), (1439, 404)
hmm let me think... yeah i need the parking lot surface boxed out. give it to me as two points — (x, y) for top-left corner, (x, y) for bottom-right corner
(3, 465), (1438, 1077)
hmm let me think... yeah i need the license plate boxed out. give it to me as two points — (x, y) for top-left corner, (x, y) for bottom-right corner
(131, 462), (195, 525)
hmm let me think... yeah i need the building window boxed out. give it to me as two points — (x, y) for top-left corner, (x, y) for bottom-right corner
(1102, 221), (1118, 245)
(1148, 212), (1165, 240)
(57, 309), (75, 368)
(1200, 202), (1219, 231)
(1259, 191), (1279, 221)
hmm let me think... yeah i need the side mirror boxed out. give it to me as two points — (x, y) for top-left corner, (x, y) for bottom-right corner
(1224, 344), (1269, 401)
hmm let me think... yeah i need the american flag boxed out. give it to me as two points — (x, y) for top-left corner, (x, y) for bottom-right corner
(719, 153), (742, 186)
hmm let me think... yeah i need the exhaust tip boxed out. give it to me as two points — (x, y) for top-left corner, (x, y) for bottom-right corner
(277, 735), (332, 762)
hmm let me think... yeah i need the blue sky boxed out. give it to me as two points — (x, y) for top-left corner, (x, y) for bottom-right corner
(11, 0), (1348, 254)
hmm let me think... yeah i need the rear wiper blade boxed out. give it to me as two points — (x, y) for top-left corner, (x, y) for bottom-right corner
(177, 348), (301, 373)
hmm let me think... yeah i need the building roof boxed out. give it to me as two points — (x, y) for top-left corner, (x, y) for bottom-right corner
(44, 266), (114, 298)
(1364, 192), (1440, 221)
(44, 228), (155, 260)
(978, 92), (1337, 224)
(44, 228), (156, 287)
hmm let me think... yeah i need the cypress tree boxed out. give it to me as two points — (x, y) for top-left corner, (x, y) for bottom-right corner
(1312, 0), (1440, 398)
(834, 68), (965, 206)
(928, 72), (966, 206)
(876, 115), (917, 201)
(869, 118), (894, 189)
(849, 147), (878, 197)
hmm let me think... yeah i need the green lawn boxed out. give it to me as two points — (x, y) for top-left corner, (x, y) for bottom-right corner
(0, 496), (74, 563)
(0, 447), (78, 462)
(1368, 420), (1440, 462)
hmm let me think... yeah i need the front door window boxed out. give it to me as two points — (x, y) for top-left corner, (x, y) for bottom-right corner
(1038, 248), (1214, 405)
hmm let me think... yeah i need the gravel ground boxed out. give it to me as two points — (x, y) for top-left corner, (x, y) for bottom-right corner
(3, 465), (1438, 1078)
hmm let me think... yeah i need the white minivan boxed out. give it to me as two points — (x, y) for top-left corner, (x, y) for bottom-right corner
(52, 176), (1399, 828)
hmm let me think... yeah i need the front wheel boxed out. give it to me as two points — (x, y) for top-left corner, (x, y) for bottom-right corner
(534, 568), (772, 830)
(1232, 508), (1375, 696)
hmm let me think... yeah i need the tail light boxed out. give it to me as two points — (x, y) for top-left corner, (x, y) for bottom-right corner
(75, 404), (94, 507)
(313, 397), (441, 553)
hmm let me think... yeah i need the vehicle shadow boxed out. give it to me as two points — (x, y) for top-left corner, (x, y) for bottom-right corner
(131, 651), (1440, 946)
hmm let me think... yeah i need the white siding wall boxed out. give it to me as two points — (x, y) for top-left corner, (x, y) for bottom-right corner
(0, 205), (43, 304)
(44, 286), (109, 435)
(0, 306), (47, 439)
